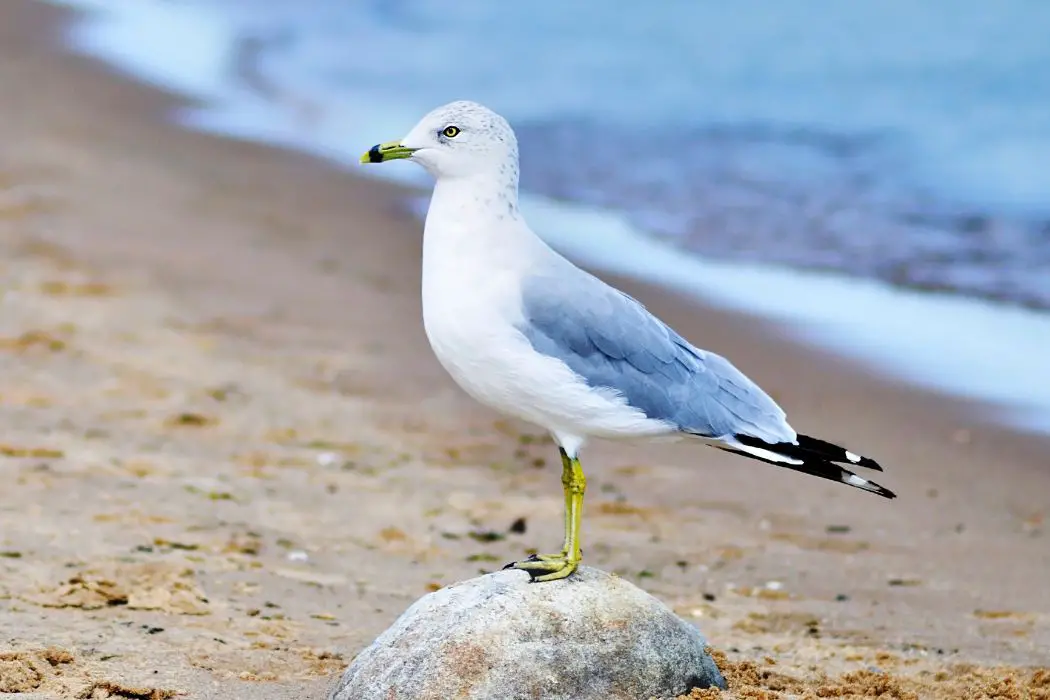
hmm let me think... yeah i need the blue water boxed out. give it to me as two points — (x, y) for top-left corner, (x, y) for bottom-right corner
(55, 0), (1050, 308)
(46, 0), (1050, 433)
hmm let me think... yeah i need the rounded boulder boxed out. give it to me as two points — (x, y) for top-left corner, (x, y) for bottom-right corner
(328, 566), (726, 700)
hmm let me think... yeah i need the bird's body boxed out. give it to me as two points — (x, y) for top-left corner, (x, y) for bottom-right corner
(363, 100), (895, 581)
(422, 176), (673, 453)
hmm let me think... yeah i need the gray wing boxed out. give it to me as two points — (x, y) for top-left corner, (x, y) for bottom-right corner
(518, 270), (794, 444)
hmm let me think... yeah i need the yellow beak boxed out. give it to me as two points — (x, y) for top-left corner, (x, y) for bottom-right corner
(360, 140), (417, 164)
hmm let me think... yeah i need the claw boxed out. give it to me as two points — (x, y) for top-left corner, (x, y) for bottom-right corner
(501, 448), (587, 584)
(504, 553), (579, 582)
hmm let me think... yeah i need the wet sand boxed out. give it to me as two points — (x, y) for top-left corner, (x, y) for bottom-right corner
(1, 2), (1048, 698)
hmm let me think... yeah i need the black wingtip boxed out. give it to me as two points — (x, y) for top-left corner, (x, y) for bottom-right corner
(715, 440), (897, 500)
(855, 454), (884, 472)
(805, 463), (897, 500)
(862, 479), (897, 500)
(794, 434), (885, 472)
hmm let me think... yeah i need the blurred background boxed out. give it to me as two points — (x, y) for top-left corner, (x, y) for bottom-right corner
(46, 0), (1050, 432)
(3, 4), (1048, 689)
(58, 0), (1050, 309)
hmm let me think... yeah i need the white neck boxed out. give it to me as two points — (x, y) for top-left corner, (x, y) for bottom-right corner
(419, 170), (552, 324)
(422, 173), (533, 261)
(430, 172), (519, 221)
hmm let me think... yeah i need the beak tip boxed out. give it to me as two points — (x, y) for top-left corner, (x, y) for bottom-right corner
(360, 144), (382, 164)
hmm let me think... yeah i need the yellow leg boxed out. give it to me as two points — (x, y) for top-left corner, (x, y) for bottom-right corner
(505, 448), (586, 582)
(533, 449), (573, 560)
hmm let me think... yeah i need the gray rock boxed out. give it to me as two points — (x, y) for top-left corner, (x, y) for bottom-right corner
(329, 566), (726, 700)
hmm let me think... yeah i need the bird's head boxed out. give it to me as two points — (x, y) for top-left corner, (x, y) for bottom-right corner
(360, 100), (519, 181)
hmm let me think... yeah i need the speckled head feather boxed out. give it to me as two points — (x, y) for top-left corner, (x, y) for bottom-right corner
(399, 101), (519, 185)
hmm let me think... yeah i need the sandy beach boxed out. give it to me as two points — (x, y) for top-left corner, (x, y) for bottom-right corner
(1, 2), (1048, 698)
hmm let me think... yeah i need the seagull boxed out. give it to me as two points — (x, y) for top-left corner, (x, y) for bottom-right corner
(361, 101), (895, 582)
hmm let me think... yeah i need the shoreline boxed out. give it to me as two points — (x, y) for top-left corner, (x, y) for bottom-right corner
(49, 0), (1050, 439)
(2, 1), (1048, 698)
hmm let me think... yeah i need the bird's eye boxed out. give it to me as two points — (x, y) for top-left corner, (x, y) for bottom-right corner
(442, 125), (461, 138)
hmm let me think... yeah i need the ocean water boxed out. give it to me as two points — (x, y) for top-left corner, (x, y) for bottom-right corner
(46, 0), (1050, 433)
(53, 0), (1050, 309)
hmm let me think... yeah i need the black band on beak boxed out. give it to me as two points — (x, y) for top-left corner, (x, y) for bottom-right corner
(367, 145), (384, 163)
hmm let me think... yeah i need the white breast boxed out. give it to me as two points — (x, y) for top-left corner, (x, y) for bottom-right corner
(419, 179), (672, 445)
(420, 198), (535, 412)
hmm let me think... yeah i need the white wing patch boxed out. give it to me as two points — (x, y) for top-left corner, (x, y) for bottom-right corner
(723, 435), (803, 465)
